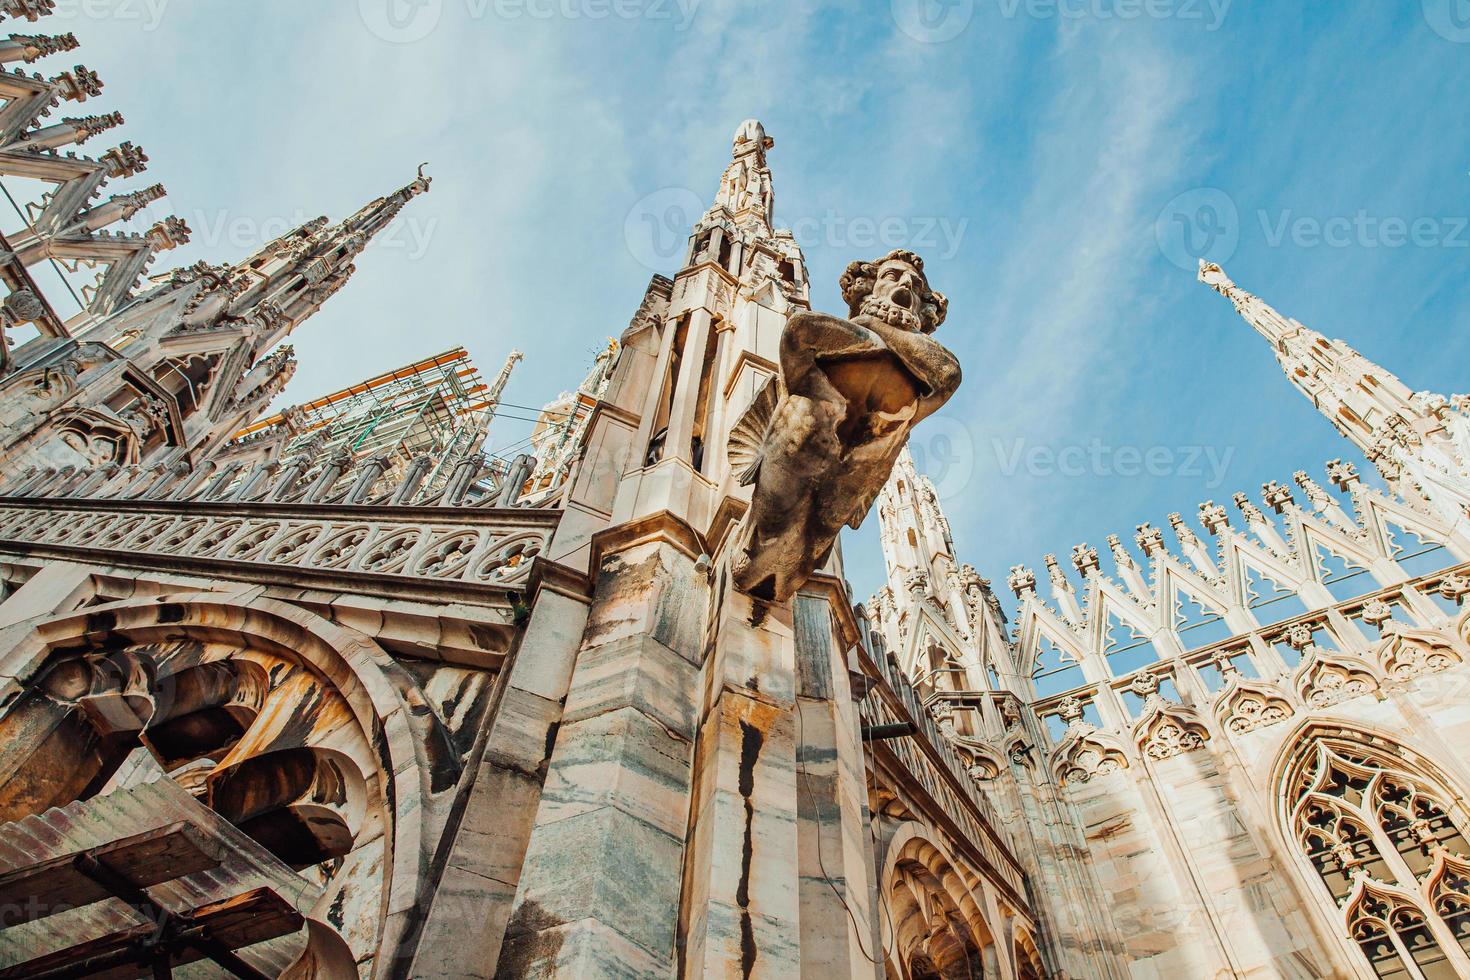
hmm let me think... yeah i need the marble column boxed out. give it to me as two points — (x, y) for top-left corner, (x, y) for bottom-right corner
(496, 522), (709, 977)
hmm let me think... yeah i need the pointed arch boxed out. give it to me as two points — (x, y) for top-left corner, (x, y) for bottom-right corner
(1050, 723), (1130, 786)
(1213, 673), (1294, 736)
(1132, 700), (1209, 762)
(1274, 722), (1470, 977)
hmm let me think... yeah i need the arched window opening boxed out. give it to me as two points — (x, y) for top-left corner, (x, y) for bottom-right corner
(1284, 732), (1470, 978)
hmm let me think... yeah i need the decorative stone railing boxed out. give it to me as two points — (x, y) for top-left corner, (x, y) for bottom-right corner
(1029, 562), (1470, 787)
(1007, 462), (1470, 704)
(0, 494), (559, 604)
(854, 630), (1030, 904)
(0, 446), (532, 511)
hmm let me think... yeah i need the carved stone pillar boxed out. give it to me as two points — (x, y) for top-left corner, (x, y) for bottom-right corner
(665, 308), (713, 466)
(345, 454), (391, 503)
(496, 521), (709, 977)
(677, 573), (880, 978)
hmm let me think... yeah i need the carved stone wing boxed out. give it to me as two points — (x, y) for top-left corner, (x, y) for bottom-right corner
(726, 374), (781, 486)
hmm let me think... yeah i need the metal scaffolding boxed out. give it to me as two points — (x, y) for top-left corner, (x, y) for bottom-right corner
(231, 347), (496, 491)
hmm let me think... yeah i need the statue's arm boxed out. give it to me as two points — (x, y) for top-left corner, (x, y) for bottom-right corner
(864, 321), (962, 420)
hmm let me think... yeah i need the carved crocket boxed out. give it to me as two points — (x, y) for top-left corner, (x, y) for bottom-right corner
(728, 249), (961, 602)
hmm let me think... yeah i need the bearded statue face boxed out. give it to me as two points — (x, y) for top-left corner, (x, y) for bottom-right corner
(840, 248), (949, 334)
(862, 258), (928, 332)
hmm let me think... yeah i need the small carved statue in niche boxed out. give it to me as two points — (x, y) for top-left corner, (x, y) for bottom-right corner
(728, 249), (961, 602)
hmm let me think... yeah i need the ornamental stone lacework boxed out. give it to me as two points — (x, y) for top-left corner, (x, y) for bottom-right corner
(0, 499), (554, 594)
(1004, 458), (1470, 779)
(1283, 732), (1470, 978)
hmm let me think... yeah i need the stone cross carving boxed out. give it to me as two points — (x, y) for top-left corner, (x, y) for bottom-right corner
(728, 249), (961, 602)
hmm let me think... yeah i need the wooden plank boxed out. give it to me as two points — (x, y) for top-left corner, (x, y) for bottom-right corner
(0, 886), (302, 980)
(0, 821), (221, 926)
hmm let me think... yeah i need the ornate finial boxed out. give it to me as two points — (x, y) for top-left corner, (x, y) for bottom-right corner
(1360, 600), (1394, 628)
(1168, 512), (1200, 547)
(54, 64), (101, 102)
(1199, 499), (1230, 535)
(929, 701), (956, 734)
(1326, 459), (1360, 491)
(1284, 624), (1316, 652)
(1439, 574), (1470, 602)
(1197, 258), (1237, 296)
(1262, 480), (1294, 514)
(904, 570), (930, 601)
(1129, 671), (1160, 700)
(1008, 565), (1036, 598)
(1071, 543), (1100, 576)
(1057, 696), (1085, 725)
(101, 141), (148, 179)
(1232, 491), (1267, 524)
(11, 31), (79, 62)
(1293, 471), (1333, 510)
(114, 183), (166, 220)
(1213, 650), (1241, 679)
(63, 110), (124, 144)
(732, 118), (773, 155)
(1045, 553), (1070, 589)
(145, 217), (190, 251)
(1105, 534), (1132, 567)
(1135, 523), (1165, 557)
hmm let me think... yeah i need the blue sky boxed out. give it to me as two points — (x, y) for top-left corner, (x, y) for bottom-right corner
(63, 0), (1470, 604)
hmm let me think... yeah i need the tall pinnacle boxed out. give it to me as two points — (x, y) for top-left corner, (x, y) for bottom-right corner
(1198, 258), (1470, 524)
(714, 119), (775, 236)
(339, 162), (432, 241)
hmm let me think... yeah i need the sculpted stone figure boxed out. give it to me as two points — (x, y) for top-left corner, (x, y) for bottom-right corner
(728, 249), (961, 602)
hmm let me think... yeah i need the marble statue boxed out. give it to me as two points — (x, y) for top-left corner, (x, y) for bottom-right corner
(727, 248), (961, 602)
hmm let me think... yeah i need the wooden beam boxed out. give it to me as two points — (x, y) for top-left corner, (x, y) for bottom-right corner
(0, 886), (302, 980)
(0, 821), (222, 926)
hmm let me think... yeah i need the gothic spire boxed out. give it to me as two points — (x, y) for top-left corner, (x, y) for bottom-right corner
(174, 165), (433, 350)
(1199, 259), (1470, 524)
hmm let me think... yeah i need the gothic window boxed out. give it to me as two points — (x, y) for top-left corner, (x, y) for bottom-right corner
(1284, 732), (1470, 977)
